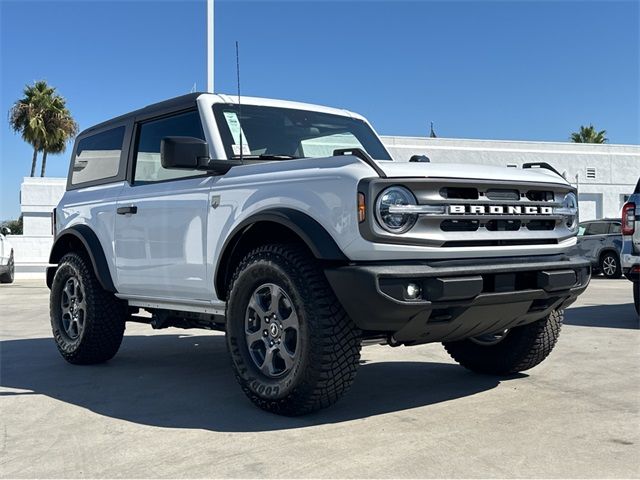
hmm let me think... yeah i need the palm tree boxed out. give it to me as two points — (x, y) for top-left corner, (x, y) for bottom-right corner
(570, 125), (608, 144)
(8, 80), (78, 177)
(40, 96), (78, 177)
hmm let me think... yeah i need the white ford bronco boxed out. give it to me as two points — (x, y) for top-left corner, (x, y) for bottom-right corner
(47, 93), (590, 415)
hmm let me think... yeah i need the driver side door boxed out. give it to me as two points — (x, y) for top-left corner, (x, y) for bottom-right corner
(114, 109), (212, 301)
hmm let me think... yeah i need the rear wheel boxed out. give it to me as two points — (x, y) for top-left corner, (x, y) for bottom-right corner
(50, 252), (127, 364)
(600, 252), (622, 279)
(443, 310), (563, 375)
(0, 252), (14, 283)
(226, 244), (362, 415)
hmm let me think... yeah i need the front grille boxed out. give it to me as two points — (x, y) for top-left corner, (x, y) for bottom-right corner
(359, 177), (575, 249)
(409, 179), (574, 247)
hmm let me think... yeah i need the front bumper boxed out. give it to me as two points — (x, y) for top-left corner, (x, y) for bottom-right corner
(325, 254), (590, 345)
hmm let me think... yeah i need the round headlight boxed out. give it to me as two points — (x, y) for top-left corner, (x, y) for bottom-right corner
(375, 186), (418, 233)
(562, 192), (578, 230)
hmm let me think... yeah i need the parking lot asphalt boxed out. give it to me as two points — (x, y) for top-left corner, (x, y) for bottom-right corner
(1, 278), (638, 479)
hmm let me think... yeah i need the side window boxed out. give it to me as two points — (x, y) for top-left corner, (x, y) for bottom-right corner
(585, 222), (608, 236)
(609, 222), (622, 234)
(133, 111), (205, 184)
(71, 126), (125, 185)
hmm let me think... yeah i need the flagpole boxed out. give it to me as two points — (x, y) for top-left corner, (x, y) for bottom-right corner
(207, 0), (214, 92)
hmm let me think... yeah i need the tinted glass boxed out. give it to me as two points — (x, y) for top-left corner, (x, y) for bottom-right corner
(134, 111), (205, 184)
(212, 104), (392, 161)
(585, 222), (608, 235)
(609, 222), (622, 234)
(71, 126), (125, 185)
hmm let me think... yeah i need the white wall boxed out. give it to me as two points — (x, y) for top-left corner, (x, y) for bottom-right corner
(20, 177), (66, 236)
(10, 177), (65, 276)
(381, 136), (639, 221)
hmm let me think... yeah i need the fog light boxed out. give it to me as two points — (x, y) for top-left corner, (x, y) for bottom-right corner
(405, 283), (422, 300)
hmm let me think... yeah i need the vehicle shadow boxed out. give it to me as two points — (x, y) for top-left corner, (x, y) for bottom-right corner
(565, 304), (639, 329)
(0, 334), (510, 432)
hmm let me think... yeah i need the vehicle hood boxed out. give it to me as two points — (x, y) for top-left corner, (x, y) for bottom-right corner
(375, 161), (570, 185)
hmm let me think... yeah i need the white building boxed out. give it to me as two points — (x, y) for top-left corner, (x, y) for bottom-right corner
(9, 177), (65, 276)
(9, 137), (639, 275)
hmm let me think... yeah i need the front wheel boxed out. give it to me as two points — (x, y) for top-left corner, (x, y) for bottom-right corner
(600, 252), (622, 279)
(226, 244), (362, 415)
(50, 252), (127, 364)
(443, 310), (563, 375)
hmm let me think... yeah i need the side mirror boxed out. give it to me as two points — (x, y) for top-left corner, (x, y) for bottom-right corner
(161, 136), (210, 170)
(161, 136), (242, 175)
(1, 226), (10, 235)
(409, 155), (430, 163)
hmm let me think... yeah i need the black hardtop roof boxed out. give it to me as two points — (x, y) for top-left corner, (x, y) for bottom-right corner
(78, 92), (207, 137)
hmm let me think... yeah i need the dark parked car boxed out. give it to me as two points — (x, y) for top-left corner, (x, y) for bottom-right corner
(577, 219), (623, 278)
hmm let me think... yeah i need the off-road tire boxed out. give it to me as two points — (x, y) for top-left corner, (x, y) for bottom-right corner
(443, 310), (563, 375)
(599, 252), (622, 279)
(0, 252), (14, 283)
(50, 252), (126, 364)
(633, 282), (639, 316)
(226, 243), (362, 415)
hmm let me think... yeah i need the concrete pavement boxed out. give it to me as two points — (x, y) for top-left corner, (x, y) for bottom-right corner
(1, 278), (638, 478)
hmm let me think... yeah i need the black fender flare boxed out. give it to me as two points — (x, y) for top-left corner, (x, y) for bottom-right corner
(214, 208), (348, 299)
(47, 224), (116, 292)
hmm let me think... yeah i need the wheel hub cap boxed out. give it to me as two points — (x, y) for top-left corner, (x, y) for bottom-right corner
(60, 276), (86, 340)
(244, 283), (300, 378)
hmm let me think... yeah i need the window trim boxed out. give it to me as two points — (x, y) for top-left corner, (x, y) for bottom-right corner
(127, 107), (209, 187)
(66, 121), (133, 191)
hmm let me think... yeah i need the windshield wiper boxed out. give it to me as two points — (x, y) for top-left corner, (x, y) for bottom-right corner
(233, 154), (304, 160)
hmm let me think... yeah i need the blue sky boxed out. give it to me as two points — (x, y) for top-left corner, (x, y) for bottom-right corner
(1, 0), (638, 220)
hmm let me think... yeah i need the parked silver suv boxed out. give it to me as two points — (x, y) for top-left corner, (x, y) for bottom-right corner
(576, 219), (623, 278)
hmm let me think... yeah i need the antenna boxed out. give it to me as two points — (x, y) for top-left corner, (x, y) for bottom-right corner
(235, 41), (243, 162)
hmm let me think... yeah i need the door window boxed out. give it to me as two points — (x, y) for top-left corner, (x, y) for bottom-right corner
(584, 222), (608, 236)
(609, 222), (622, 234)
(133, 111), (205, 184)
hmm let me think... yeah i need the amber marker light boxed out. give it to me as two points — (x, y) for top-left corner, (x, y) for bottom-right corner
(358, 193), (366, 223)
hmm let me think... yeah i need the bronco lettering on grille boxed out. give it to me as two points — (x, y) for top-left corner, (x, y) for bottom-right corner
(449, 205), (553, 215)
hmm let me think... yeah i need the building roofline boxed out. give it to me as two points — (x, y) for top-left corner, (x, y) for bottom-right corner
(380, 135), (640, 150)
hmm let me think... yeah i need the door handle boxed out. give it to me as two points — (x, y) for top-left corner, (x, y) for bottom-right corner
(117, 205), (138, 215)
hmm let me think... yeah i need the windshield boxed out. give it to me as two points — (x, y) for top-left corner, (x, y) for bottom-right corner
(212, 103), (392, 161)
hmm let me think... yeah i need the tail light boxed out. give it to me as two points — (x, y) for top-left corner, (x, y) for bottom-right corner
(622, 202), (635, 235)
